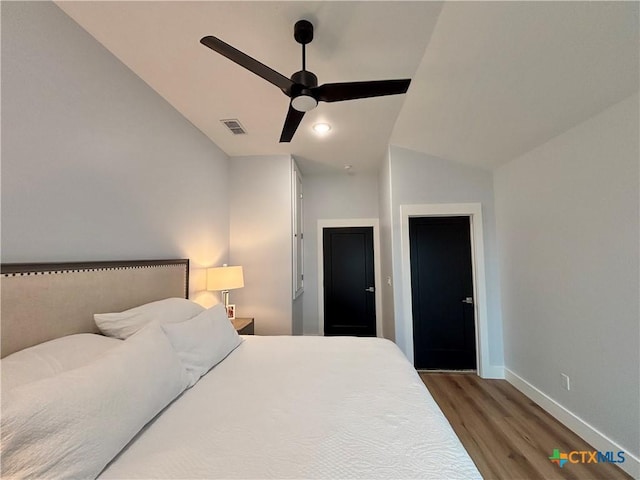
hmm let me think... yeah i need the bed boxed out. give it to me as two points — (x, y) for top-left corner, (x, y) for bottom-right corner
(1, 259), (481, 479)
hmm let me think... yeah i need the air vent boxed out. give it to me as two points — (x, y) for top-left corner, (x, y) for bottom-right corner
(221, 119), (247, 135)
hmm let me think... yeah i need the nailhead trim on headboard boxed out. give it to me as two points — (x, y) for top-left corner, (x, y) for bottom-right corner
(1, 259), (190, 298)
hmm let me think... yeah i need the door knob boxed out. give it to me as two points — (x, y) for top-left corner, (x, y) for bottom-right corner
(462, 297), (473, 304)
(365, 287), (375, 293)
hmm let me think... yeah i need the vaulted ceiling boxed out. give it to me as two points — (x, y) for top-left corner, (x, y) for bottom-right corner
(56, 1), (638, 174)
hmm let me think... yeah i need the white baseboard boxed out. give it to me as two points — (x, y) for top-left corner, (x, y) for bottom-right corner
(480, 364), (505, 379)
(505, 368), (639, 479)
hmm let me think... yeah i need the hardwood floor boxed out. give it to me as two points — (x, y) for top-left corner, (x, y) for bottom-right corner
(419, 373), (632, 480)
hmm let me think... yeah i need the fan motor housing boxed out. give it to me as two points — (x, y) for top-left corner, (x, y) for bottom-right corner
(291, 70), (318, 88)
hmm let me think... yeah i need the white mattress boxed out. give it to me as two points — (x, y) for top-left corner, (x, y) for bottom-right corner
(99, 336), (481, 479)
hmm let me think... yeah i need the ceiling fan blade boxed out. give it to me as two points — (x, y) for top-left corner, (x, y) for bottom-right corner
(279, 104), (305, 143)
(200, 36), (294, 94)
(313, 79), (411, 103)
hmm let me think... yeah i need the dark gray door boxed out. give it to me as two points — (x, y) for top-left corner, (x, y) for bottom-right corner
(323, 227), (376, 336)
(409, 216), (476, 369)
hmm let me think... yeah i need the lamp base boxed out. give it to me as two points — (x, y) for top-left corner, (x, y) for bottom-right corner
(222, 290), (230, 308)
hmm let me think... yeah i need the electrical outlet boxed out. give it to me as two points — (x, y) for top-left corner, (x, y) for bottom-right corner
(561, 373), (570, 391)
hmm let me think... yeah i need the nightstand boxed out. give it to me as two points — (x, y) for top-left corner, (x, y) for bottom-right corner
(231, 317), (254, 335)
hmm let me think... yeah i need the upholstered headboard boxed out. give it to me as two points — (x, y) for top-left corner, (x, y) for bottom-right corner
(0, 259), (189, 358)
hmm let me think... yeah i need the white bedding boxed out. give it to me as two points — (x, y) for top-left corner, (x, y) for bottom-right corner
(2, 324), (189, 479)
(99, 336), (481, 479)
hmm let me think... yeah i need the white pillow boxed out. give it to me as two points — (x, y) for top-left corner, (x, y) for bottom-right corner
(162, 304), (242, 387)
(1, 323), (190, 480)
(1, 333), (121, 392)
(94, 297), (204, 339)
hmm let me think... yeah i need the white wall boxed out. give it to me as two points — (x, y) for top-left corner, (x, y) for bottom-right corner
(1, 1), (229, 301)
(388, 146), (504, 370)
(378, 149), (396, 341)
(229, 155), (293, 335)
(292, 295), (304, 336)
(495, 94), (639, 462)
(302, 172), (380, 334)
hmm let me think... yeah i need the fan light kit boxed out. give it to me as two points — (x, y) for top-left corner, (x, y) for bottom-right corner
(201, 20), (411, 143)
(292, 94), (318, 112)
(313, 123), (331, 134)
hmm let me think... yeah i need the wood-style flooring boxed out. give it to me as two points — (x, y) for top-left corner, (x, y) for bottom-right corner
(419, 372), (632, 480)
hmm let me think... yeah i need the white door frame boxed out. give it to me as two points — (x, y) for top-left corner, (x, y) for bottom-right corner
(400, 203), (491, 377)
(317, 218), (383, 337)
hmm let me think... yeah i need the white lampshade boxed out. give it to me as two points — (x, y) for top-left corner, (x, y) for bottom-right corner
(206, 265), (244, 291)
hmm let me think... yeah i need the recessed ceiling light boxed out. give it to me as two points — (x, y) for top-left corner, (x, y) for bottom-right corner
(313, 123), (331, 134)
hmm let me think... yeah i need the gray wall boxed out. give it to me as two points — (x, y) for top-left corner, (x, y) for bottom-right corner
(388, 146), (504, 369)
(302, 172), (380, 334)
(494, 93), (639, 457)
(229, 155), (294, 335)
(1, 1), (230, 300)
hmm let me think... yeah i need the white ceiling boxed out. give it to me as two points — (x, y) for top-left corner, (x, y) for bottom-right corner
(392, 1), (640, 170)
(56, 1), (638, 174)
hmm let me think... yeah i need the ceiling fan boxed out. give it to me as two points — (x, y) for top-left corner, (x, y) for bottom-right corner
(200, 20), (411, 143)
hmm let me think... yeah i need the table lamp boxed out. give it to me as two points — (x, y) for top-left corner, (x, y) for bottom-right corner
(206, 265), (244, 307)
